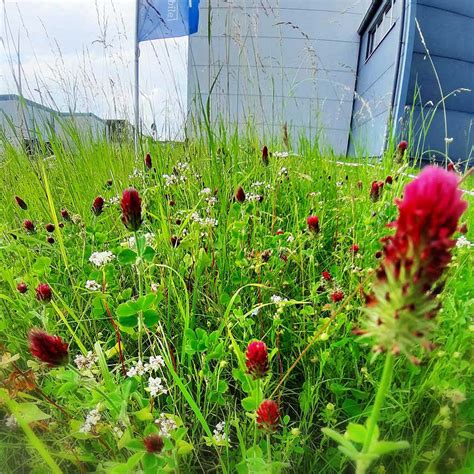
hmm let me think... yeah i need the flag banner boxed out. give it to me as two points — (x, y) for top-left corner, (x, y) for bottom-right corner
(137, 0), (200, 42)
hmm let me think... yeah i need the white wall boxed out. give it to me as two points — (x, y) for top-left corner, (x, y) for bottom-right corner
(188, 0), (371, 153)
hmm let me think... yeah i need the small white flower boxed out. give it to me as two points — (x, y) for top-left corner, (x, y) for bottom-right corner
(270, 294), (287, 305)
(278, 167), (289, 177)
(274, 151), (289, 159)
(145, 355), (165, 372)
(85, 280), (101, 291)
(147, 376), (168, 397)
(155, 413), (178, 437)
(456, 236), (473, 248)
(4, 414), (18, 429)
(79, 408), (101, 434)
(127, 360), (146, 377)
(75, 351), (98, 370)
(151, 283), (160, 293)
(200, 187), (212, 195)
(287, 234), (295, 243)
(109, 195), (120, 205)
(445, 137), (454, 144)
(213, 421), (230, 443)
(127, 233), (155, 249)
(89, 251), (115, 267)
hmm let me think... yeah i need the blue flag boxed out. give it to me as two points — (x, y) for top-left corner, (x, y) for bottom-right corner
(137, 0), (200, 42)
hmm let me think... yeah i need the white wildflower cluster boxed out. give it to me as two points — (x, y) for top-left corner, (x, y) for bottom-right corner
(127, 356), (165, 377)
(251, 181), (272, 191)
(4, 414), (18, 429)
(456, 236), (473, 248)
(200, 187), (212, 196)
(176, 161), (190, 172)
(278, 167), (289, 177)
(127, 232), (155, 249)
(129, 168), (145, 179)
(109, 195), (120, 205)
(151, 283), (160, 293)
(113, 421), (126, 439)
(191, 212), (218, 227)
(85, 280), (101, 291)
(270, 294), (288, 305)
(89, 251), (115, 267)
(147, 376), (168, 397)
(246, 193), (263, 203)
(71, 214), (82, 225)
(155, 413), (178, 437)
(213, 421), (230, 444)
(79, 408), (101, 434)
(163, 173), (186, 187)
(74, 351), (98, 371)
(274, 151), (289, 159)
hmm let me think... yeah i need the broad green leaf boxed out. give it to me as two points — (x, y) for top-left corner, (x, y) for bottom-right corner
(241, 396), (259, 411)
(142, 246), (155, 262)
(15, 403), (51, 424)
(143, 309), (159, 327)
(321, 427), (357, 452)
(371, 440), (410, 456)
(118, 314), (138, 328)
(117, 249), (137, 265)
(116, 302), (139, 317)
(176, 440), (194, 455)
(346, 423), (367, 444)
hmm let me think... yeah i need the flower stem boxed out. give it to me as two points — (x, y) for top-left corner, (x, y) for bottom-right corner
(266, 432), (272, 464)
(357, 353), (395, 474)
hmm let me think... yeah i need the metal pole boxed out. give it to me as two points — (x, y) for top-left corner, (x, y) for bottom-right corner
(134, 0), (140, 157)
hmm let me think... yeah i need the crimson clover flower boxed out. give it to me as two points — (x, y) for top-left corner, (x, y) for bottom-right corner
(322, 271), (332, 281)
(235, 186), (246, 203)
(385, 175), (393, 185)
(262, 146), (269, 166)
(246, 340), (269, 379)
(257, 400), (280, 431)
(28, 329), (69, 367)
(370, 180), (384, 201)
(145, 153), (152, 170)
(357, 167), (467, 361)
(61, 208), (70, 220)
(92, 196), (105, 215)
(17, 282), (28, 294)
(331, 290), (344, 303)
(143, 434), (164, 454)
(398, 140), (408, 152)
(23, 219), (35, 232)
(307, 215), (320, 233)
(121, 187), (142, 231)
(351, 244), (360, 254)
(15, 196), (27, 210)
(45, 223), (55, 233)
(35, 283), (52, 302)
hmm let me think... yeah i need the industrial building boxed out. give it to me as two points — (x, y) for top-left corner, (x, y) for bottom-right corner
(188, 0), (474, 162)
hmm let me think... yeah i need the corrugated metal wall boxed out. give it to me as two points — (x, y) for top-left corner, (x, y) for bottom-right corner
(349, 0), (404, 156)
(405, 0), (474, 162)
(187, 0), (370, 153)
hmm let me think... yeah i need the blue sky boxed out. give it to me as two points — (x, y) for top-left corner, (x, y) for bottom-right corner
(1, 0), (188, 139)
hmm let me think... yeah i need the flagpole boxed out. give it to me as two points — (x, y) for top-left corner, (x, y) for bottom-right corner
(134, 0), (140, 158)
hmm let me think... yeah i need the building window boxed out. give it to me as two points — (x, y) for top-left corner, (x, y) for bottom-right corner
(365, 0), (397, 60)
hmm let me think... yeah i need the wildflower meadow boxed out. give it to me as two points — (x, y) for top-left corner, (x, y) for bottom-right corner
(0, 137), (473, 473)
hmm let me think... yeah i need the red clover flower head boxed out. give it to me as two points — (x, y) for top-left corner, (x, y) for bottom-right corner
(246, 340), (269, 379)
(143, 434), (164, 454)
(24, 219), (35, 232)
(36, 283), (52, 302)
(262, 146), (269, 166)
(28, 329), (68, 367)
(307, 215), (320, 233)
(92, 196), (105, 216)
(145, 153), (152, 170)
(17, 282), (28, 294)
(370, 180), (384, 201)
(257, 400), (280, 431)
(15, 196), (28, 210)
(121, 188), (142, 231)
(358, 167), (467, 361)
(235, 186), (246, 203)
